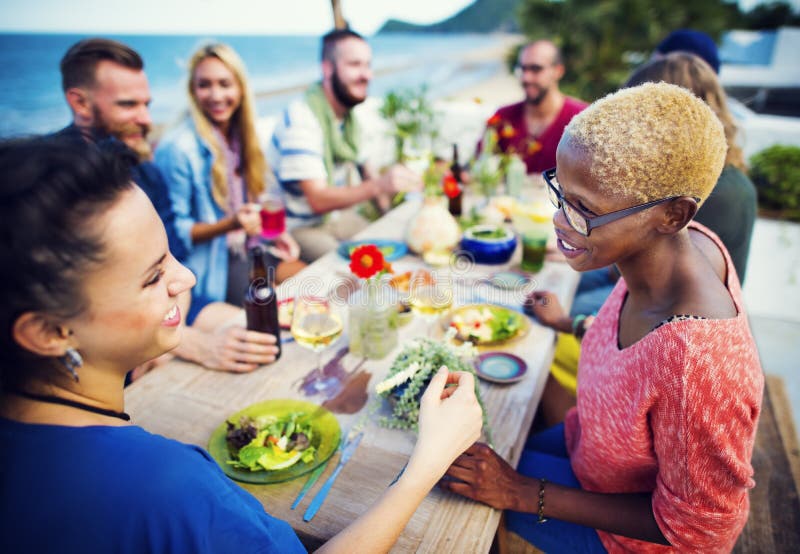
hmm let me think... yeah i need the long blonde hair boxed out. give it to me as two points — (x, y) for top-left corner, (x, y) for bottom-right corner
(624, 52), (746, 172)
(187, 43), (267, 208)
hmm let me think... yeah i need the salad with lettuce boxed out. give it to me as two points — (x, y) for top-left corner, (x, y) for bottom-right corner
(450, 305), (522, 344)
(225, 412), (316, 472)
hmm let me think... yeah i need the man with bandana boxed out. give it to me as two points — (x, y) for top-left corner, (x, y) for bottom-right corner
(267, 29), (422, 262)
(480, 40), (587, 174)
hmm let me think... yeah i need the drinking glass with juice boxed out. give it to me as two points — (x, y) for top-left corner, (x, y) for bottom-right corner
(259, 193), (286, 240)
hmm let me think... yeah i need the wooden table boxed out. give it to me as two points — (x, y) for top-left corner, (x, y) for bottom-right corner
(125, 197), (579, 552)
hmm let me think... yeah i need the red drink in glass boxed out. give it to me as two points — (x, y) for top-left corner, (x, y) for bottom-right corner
(260, 196), (286, 239)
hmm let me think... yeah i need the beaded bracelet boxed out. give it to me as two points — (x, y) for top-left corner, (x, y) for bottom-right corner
(571, 314), (587, 338)
(537, 478), (548, 524)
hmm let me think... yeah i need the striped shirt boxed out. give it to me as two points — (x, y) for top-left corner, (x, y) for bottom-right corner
(266, 99), (363, 229)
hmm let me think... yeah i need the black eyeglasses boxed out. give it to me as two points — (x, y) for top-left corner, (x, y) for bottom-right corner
(542, 167), (696, 237)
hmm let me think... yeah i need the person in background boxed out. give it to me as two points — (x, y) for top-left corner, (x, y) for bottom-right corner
(155, 43), (304, 308)
(532, 51), (758, 426)
(653, 28), (721, 73)
(267, 29), (422, 262)
(57, 38), (281, 376)
(477, 40), (587, 174)
(444, 83), (763, 553)
(0, 136), (483, 553)
(626, 52), (757, 282)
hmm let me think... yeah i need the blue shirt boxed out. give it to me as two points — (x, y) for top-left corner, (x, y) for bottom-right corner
(0, 418), (307, 554)
(155, 120), (229, 305)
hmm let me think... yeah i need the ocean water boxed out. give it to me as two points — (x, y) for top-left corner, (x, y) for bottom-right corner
(0, 33), (503, 137)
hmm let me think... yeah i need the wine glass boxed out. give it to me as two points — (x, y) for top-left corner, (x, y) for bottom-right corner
(408, 268), (454, 334)
(291, 296), (343, 395)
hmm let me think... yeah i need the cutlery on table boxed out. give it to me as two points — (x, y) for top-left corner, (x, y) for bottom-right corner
(303, 431), (364, 521)
(291, 460), (329, 510)
(291, 427), (351, 510)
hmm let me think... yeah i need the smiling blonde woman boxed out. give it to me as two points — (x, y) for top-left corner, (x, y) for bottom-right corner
(155, 43), (303, 310)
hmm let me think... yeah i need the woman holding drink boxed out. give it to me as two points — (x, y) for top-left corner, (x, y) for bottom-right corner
(0, 136), (483, 553)
(441, 83), (763, 553)
(155, 43), (303, 308)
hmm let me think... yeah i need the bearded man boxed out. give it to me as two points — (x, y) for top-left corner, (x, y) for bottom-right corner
(480, 40), (587, 174)
(267, 29), (422, 262)
(53, 38), (283, 377)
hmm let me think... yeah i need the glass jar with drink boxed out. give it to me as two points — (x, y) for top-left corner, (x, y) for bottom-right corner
(259, 192), (286, 240)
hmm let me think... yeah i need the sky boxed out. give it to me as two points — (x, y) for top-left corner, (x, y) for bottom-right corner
(0, 0), (476, 36)
(0, 0), (797, 36)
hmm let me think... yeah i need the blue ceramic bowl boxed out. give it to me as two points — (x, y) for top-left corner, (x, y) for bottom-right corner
(460, 225), (518, 265)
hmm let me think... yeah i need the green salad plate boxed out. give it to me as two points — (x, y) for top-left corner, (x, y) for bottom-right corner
(208, 399), (341, 484)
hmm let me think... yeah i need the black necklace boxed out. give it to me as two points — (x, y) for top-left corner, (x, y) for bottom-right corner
(10, 390), (131, 421)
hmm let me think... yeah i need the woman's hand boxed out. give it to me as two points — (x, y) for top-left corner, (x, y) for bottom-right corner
(440, 442), (530, 511)
(267, 230), (300, 262)
(235, 203), (262, 236)
(195, 325), (280, 372)
(405, 368), (483, 486)
(524, 291), (573, 333)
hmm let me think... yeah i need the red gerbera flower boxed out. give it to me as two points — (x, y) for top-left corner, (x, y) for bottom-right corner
(527, 140), (542, 155)
(487, 114), (502, 127)
(500, 124), (516, 139)
(349, 244), (386, 279)
(442, 172), (461, 199)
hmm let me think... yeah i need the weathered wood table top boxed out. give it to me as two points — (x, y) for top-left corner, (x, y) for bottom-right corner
(125, 197), (579, 552)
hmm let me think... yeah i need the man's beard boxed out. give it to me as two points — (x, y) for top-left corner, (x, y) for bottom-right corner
(525, 85), (549, 106)
(92, 106), (152, 161)
(331, 67), (367, 109)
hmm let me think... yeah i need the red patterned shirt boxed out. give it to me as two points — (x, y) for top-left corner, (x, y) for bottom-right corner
(481, 96), (587, 174)
(564, 222), (764, 553)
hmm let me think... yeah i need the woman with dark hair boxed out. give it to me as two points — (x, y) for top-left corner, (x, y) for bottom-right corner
(0, 136), (482, 553)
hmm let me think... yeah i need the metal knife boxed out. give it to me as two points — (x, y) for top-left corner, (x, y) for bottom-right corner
(303, 432), (364, 521)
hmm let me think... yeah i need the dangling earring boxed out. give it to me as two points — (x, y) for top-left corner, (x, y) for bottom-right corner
(60, 348), (83, 382)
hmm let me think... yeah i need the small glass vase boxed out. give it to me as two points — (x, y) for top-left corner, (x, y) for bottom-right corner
(348, 279), (398, 360)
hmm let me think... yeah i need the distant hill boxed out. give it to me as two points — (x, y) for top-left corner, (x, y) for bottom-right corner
(378, 0), (520, 34)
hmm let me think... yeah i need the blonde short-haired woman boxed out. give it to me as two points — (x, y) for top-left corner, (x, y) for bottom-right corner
(442, 83), (763, 553)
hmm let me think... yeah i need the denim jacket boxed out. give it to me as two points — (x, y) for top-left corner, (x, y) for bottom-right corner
(154, 119), (228, 304)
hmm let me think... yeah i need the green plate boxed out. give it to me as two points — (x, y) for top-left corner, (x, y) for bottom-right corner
(445, 304), (530, 347)
(208, 399), (341, 484)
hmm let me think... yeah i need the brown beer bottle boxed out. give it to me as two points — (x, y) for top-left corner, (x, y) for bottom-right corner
(448, 143), (463, 216)
(244, 246), (281, 360)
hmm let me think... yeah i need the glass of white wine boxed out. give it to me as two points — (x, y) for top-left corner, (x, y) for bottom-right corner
(291, 296), (344, 394)
(408, 268), (454, 334)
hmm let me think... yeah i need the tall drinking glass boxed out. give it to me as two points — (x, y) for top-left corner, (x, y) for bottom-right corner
(291, 296), (343, 394)
(259, 193), (286, 240)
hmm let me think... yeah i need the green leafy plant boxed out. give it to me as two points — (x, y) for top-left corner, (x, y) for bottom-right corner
(379, 85), (438, 163)
(375, 332), (493, 445)
(749, 144), (800, 222)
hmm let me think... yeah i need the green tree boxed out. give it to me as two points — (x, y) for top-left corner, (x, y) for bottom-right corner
(741, 1), (800, 29)
(516, 0), (741, 101)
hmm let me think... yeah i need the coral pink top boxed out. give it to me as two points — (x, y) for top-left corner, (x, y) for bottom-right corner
(564, 222), (764, 553)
